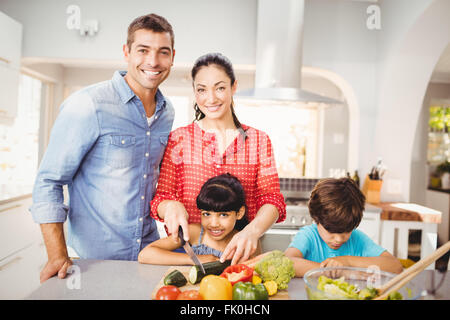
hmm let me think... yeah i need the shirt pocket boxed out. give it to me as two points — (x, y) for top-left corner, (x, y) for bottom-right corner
(105, 134), (136, 169)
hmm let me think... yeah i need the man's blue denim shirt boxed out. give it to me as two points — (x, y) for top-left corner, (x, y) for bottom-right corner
(30, 71), (175, 260)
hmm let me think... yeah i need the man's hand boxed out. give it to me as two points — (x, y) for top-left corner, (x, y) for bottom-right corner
(40, 256), (72, 283)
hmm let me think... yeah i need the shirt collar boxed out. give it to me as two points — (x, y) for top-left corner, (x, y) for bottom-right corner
(112, 71), (167, 110)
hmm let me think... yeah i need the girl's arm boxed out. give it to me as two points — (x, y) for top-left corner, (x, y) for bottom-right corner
(320, 251), (403, 274)
(138, 224), (218, 265)
(285, 247), (320, 277)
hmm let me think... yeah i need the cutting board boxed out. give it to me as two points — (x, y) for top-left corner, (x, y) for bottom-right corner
(151, 266), (289, 300)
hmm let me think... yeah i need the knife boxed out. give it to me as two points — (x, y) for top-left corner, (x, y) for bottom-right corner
(178, 226), (206, 274)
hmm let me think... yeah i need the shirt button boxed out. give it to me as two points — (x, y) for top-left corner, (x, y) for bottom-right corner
(139, 217), (143, 222)
(146, 131), (150, 136)
(136, 238), (141, 243)
(143, 174), (147, 179)
(155, 115), (158, 120)
(121, 140), (125, 144)
(141, 195), (145, 200)
(216, 164), (221, 168)
(145, 153), (149, 157)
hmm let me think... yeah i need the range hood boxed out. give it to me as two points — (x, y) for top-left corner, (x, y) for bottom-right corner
(235, 0), (343, 105)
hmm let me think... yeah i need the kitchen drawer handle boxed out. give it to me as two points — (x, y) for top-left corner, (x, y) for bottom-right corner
(0, 204), (21, 213)
(0, 256), (22, 271)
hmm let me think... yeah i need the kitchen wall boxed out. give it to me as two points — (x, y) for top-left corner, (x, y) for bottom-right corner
(1, 0), (448, 201)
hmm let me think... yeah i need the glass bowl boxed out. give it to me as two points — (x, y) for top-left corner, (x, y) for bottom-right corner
(304, 267), (424, 300)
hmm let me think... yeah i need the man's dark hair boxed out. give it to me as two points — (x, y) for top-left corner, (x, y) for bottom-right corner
(127, 13), (174, 50)
(308, 178), (365, 233)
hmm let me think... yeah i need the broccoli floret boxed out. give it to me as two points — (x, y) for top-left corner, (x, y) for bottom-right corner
(254, 250), (295, 290)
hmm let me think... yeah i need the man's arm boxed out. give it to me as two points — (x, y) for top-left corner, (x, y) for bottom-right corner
(39, 223), (72, 283)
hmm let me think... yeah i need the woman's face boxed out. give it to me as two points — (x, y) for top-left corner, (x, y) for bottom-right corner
(193, 65), (237, 122)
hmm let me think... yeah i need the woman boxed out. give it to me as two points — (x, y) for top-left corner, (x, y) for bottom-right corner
(150, 52), (286, 265)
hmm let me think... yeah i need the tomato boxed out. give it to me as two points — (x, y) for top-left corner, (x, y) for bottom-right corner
(155, 285), (181, 300)
(177, 290), (203, 300)
(199, 275), (232, 300)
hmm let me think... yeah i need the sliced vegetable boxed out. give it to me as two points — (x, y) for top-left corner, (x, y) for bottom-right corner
(177, 290), (203, 300)
(155, 285), (181, 300)
(220, 264), (253, 285)
(199, 275), (232, 300)
(252, 275), (262, 285)
(232, 281), (269, 300)
(263, 280), (278, 296)
(164, 269), (188, 287)
(188, 260), (231, 284)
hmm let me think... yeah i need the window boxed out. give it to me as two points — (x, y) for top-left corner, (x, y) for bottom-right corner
(427, 101), (450, 165)
(234, 99), (319, 178)
(169, 95), (192, 130)
(0, 74), (43, 201)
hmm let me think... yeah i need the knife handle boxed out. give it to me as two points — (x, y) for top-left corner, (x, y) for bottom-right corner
(178, 226), (186, 245)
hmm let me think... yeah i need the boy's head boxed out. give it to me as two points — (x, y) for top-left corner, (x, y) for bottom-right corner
(308, 177), (365, 234)
(196, 173), (248, 231)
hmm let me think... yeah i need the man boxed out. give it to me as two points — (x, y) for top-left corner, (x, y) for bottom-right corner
(30, 13), (175, 283)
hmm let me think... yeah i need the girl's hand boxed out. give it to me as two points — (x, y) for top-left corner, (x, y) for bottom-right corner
(163, 200), (190, 242)
(220, 228), (259, 265)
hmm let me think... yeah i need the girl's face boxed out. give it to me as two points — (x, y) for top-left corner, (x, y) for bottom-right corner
(200, 206), (245, 241)
(317, 223), (351, 250)
(193, 65), (237, 122)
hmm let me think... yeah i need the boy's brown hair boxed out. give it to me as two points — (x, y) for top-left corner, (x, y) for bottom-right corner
(308, 178), (365, 233)
(127, 13), (174, 50)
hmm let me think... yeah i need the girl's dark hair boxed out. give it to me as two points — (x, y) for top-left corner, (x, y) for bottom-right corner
(196, 173), (248, 231)
(191, 53), (242, 129)
(308, 178), (365, 233)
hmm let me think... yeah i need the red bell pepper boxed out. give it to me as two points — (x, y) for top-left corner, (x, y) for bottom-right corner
(220, 264), (254, 285)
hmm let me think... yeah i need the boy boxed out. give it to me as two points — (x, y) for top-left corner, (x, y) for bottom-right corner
(285, 178), (403, 277)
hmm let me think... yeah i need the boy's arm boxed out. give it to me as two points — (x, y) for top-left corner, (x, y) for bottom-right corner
(320, 251), (403, 274)
(285, 247), (320, 277)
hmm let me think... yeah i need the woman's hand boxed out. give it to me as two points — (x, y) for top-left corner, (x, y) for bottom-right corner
(220, 227), (259, 265)
(160, 200), (190, 242)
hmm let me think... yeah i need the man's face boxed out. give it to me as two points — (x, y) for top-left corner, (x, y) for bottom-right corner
(123, 29), (175, 94)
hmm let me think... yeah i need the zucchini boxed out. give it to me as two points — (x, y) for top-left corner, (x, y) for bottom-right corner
(164, 269), (187, 287)
(188, 260), (231, 284)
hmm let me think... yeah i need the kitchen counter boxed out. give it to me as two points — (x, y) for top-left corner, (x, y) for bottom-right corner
(26, 259), (450, 300)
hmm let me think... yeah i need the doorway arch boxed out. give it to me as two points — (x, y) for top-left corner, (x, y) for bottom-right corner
(374, 0), (450, 202)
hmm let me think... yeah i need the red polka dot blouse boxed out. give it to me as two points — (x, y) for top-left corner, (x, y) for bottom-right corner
(150, 122), (286, 224)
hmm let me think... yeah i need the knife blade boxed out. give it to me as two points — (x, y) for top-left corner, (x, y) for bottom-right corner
(178, 226), (206, 274)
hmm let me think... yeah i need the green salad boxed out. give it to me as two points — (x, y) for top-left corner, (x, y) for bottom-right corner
(308, 275), (403, 300)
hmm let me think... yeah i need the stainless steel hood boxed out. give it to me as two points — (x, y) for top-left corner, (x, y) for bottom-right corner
(235, 0), (343, 105)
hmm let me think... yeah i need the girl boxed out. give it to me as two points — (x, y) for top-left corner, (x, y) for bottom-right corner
(139, 173), (257, 265)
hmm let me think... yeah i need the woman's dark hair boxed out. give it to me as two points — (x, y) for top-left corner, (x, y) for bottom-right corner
(191, 53), (242, 129)
(196, 173), (248, 231)
(308, 178), (365, 233)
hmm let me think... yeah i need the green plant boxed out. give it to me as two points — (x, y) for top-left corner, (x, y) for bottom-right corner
(437, 160), (450, 174)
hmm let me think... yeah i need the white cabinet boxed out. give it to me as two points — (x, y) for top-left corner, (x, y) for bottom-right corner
(0, 196), (48, 299)
(0, 11), (22, 120)
(357, 210), (381, 245)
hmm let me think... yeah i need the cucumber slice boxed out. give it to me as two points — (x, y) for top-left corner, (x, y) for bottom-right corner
(188, 260), (231, 284)
(164, 269), (187, 287)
